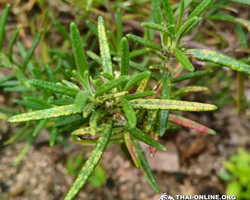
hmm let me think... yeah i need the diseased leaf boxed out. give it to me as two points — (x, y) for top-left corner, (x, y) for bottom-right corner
(174, 48), (194, 72)
(136, 76), (150, 92)
(125, 124), (166, 151)
(83, 102), (95, 118)
(120, 97), (137, 128)
(124, 91), (156, 100)
(65, 123), (112, 200)
(169, 114), (216, 135)
(124, 131), (140, 167)
(129, 99), (217, 111)
(29, 79), (80, 96)
(185, 49), (250, 75)
(95, 75), (130, 97)
(126, 34), (161, 51)
(8, 105), (80, 122)
(98, 16), (113, 76)
(144, 110), (158, 133)
(89, 108), (104, 136)
(171, 86), (208, 98)
(123, 71), (151, 91)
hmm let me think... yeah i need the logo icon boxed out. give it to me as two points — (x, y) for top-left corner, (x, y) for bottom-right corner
(159, 193), (175, 200)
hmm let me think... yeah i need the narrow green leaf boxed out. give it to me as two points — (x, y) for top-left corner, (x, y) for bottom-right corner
(235, 24), (248, 48)
(231, 0), (250, 5)
(130, 49), (148, 58)
(124, 91), (156, 100)
(179, 18), (202, 39)
(125, 124), (166, 151)
(121, 37), (130, 79)
(124, 131), (140, 168)
(70, 23), (88, 75)
(0, 4), (10, 52)
(120, 97), (136, 128)
(14, 99), (48, 110)
(123, 71), (151, 91)
(151, 0), (164, 25)
(129, 99), (218, 111)
(185, 49), (250, 75)
(133, 138), (161, 192)
(8, 25), (21, 63)
(0, 74), (14, 85)
(171, 86), (208, 98)
(74, 91), (91, 112)
(83, 102), (95, 118)
(33, 119), (48, 137)
(236, 18), (250, 33)
(86, 50), (101, 64)
(206, 13), (236, 23)
(65, 123), (112, 200)
(50, 127), (59, 147)
(55, 116), (83, 127)
(172, 70), (213, 83)
(29, 79), (80, 96)
(100, 72), (114, 80)
(162, 0), (175, 28)
(90, 108), (104, 136)
(141, 22), (174, 39)
(23, 29), (44, 70)
(98, 16), (113, 76)
(177, 17), (198, 38)
(158, 74), (171, 137)
(126, 34), (161, 51)
(174, 48), (194, 72)
(95, 75), (130, 97)
(72, 125), (123, 136)
(187, 0), (214, 21)
(8, 104), (80, 122)
(176, 0), (185, 31)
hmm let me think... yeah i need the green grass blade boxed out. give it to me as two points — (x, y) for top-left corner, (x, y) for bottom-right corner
(176, 0), (185, 31)
(29, 79), (80, 96)
(70, 23), (88, 76)
(95, 75), (130, 97)
(86, 21), (98, 37)
(151, 0), (164, 25)
(141, 22), (174, 39)
(120, 97), (136, 128)
(8, 105), (80, 122)
(125, 124), (166, 151)
(123, 71), (151, 91)
(172, 69), (213, 83)
(23, 29), (44, 70)
(98, 16), (113, 76)
(187, 0), (214, 21)
(162, 0), (175, 28)
(173, 48), (194, 72)
(65, 124), (112, 200)
(8, 25), (21, 63)
(129, 99), (218, 111)
(0, 4), (10, 53)
(133, 137), (161, 192)
(126, 34), (161, 51)
(185, 49), (250, 75)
